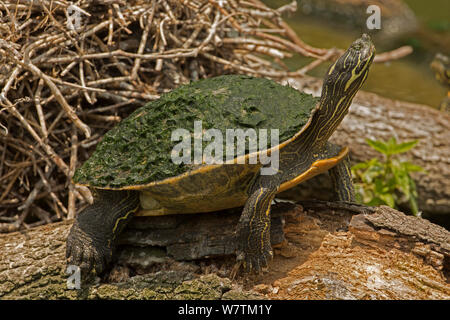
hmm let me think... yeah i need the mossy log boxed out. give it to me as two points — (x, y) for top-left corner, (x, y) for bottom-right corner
(280, 76), (450, 216)
(1, 202), (449, 300)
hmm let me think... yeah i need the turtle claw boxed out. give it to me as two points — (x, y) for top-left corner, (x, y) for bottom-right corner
(79, 251), (94, 276)
(236, 247), (273, 274)
(249, 249), (273, 273)
(93, 249), (110, 276)
(66, 221), (112, 277)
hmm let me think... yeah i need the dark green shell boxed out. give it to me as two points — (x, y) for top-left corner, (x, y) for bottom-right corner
(73, 75), (319, 189)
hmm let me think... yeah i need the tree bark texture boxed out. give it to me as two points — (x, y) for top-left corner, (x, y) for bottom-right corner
(267, 202), (450, 299)
(0, 208), (283, 299)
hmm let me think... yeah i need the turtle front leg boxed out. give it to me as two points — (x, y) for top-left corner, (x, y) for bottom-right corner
(66, 190), (140, 275)
(237, 181), (277, 272)
(329, 155), (355, 202)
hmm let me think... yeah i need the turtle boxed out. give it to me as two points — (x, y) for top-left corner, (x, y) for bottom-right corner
(430, 53), (450, 112)
(67, 34), (375, 275)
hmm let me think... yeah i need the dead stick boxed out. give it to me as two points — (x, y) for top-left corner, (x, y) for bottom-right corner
(67, 126), (78, 220)
(374, 46), (413, 63)
(131, 1), (156, 80)
(34, 79), (48, 140)
(36, 166), (67, 217)
(0, 168), (20, 203)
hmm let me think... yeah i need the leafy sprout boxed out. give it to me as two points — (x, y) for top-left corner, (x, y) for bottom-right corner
(351, 137), (424, 216)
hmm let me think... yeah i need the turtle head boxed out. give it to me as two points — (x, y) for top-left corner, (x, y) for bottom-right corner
(322, 34), (375, 102)
(310, 35), (374, 146)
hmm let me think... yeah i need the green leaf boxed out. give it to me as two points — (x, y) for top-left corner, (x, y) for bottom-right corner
(366, 139), (389, 155)
(367, 197), (387, 207)
(386, 137), (397, 154)
(352, 136), (425, 215)
(390, 140), (419, 154)
(384, 175), (396, 189)
(378, 193), (396, 208)
(374, 179), (386, 194)
(408, 178), (420, 216)
(395, 170), (411, 196)
(351, 162), (370, 171)
(362, 167), (380, 184)
(367, 158), (383, 168)
(402, 162), (424, 172)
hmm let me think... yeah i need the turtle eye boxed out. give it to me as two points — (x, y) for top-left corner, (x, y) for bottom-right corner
(353, 43), (362, 51)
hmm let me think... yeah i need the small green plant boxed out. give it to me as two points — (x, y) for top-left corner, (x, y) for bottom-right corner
(351, 137), (424, 216)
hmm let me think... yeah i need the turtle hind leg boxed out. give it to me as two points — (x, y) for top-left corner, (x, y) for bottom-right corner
(329, 154), (355, 202)
(236, 179), (277, 273)
(66, 189), (140, 276)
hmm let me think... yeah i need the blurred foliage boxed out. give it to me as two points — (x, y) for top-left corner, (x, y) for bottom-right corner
(404, 37), (423, 50)
(351, 137), (424, 216)
(427, 20), (450, 32)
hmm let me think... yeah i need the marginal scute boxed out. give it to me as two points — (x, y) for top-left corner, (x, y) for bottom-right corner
(73, 75), (319, 189)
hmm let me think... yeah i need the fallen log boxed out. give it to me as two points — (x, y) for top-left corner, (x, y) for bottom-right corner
(1, 202), (449, 299)
(0, 207), (285, 299)
(280, 76), (450, 217)
(117, 207), (285, 268)
(268, 202), (450, 300)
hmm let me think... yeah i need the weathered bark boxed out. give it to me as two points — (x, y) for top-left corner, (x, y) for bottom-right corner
(1, 202), (449, 299)
(267, 202), (450, 300)
(0, 209), (283, 299)
(117, 208), (285, 267)
(280, 76), (450, 216)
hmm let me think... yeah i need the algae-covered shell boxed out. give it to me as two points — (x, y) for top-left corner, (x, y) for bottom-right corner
(73, 75), (318, 189)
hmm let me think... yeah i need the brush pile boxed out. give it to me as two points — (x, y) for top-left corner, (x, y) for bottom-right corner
(0, 0), (411, 232)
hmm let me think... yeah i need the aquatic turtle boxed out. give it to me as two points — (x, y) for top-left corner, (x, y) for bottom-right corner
(67, 34), (375, 274)
(430, 53), (450, 112)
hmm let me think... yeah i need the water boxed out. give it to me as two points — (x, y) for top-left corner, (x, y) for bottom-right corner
(405, 0), (450, 25)
(263, 0), (449, 108)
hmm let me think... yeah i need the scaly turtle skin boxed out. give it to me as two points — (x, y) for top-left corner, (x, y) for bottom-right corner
(430, 53), (450, 112)
(67, 34), (375, 275)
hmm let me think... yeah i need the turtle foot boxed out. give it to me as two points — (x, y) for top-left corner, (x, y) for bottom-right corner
(237, 245), (273, 273)
(66, 219), (113, 276)
(236, 219), (273, 273)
